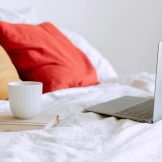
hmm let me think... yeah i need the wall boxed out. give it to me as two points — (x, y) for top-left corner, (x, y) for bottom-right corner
(1, 0), (162, 74)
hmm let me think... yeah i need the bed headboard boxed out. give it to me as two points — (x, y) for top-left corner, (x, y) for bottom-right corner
(1, 0), (162, 74)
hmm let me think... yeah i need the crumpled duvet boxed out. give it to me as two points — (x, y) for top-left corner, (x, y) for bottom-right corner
(0, 72), (161, 162)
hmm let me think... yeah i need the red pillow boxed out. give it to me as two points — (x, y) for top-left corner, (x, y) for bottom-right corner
(0, 21), (98, 93)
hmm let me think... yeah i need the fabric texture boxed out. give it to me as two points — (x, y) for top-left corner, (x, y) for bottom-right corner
(0, 72), (159, 162)
(0, 21), (98, 93)
(61, 29), (118, 81)
(0, 46), (20, 100)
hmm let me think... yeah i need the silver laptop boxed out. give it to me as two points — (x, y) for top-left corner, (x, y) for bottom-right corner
(85, 43), (162, 123)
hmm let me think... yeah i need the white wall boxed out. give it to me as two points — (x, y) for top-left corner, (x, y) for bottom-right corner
(1, 0), (162, 74)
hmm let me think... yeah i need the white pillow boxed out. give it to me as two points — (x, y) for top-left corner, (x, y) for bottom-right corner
(0, 7), (38, 24)
(61, 29), (118, 82)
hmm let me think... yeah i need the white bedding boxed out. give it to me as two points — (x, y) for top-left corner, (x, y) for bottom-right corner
(0, 72), (161, 162)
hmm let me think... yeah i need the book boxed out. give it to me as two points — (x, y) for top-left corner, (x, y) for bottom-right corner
(0, 112), (60, 132)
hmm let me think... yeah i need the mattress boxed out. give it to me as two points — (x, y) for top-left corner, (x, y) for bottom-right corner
(0, 72), (161, 162)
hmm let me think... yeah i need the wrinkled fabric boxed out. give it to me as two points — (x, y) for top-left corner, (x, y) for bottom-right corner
(0, 72), (160, 162)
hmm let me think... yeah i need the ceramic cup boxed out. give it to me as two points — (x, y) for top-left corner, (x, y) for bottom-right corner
(8, 81), (43, 119)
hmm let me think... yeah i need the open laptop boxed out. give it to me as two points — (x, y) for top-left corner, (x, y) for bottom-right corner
(85, 43), (162, 123)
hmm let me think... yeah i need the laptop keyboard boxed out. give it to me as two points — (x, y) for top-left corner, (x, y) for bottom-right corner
(114, 99), (154, 120)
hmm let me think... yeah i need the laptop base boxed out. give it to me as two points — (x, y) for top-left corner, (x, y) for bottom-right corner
(85, 96), (154, 123)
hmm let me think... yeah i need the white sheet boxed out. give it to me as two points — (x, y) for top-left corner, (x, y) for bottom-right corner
(0, 72), (161, 162)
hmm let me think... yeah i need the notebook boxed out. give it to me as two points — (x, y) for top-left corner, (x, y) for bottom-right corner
(0, 112), (59, 132)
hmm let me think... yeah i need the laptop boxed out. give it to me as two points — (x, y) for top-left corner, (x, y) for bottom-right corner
(85, 43), (162, 123)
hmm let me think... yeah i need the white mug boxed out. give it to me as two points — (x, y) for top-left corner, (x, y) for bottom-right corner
(8, 81), (43, 119)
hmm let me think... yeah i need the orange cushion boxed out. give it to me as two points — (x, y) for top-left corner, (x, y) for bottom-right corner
(0, 21), (98, 93)
(0, 46), (20, 100)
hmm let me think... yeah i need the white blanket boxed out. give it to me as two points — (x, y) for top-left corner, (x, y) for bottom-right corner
(0, 72), (161, 162)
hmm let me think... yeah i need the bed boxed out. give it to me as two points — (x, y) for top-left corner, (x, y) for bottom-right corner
(0, 5), (161, 162)
(0, 72), (161, 162)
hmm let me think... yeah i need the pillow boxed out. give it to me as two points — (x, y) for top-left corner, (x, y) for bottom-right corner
(61, 29), (118, 82)
(0, 46), (20, 100)
(0, 21), (98, 93)
(0, 7), (38, 24)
